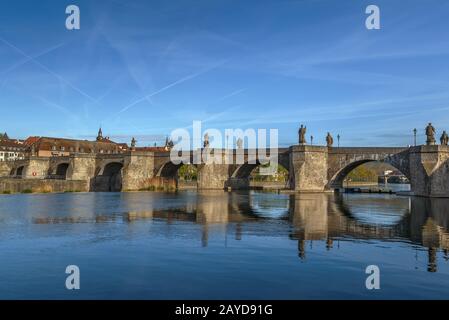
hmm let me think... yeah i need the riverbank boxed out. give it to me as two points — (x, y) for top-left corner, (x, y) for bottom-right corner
(343, 181), (379, 186)
(0, 178), (88, 194)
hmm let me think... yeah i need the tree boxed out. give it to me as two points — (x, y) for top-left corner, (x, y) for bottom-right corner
(347, 164), (377, 182)
(251, 164), (288, 182)
(178, 164), (197, 181)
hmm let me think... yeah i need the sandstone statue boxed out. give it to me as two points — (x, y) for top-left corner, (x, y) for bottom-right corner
(131, 137), (136, 150)
(426, 123), (436, 146)
(326, 132), (334, 147)
(440, 131), (449, 146)
(203, 133), (210, 148)
(164, 136), (174, 150)
(236, 138), (243, 149)
(298, 124), (307, 145)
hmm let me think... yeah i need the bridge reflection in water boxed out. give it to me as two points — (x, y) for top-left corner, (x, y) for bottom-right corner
(23, 191), (449, 273)
(289, 194), (449, 272)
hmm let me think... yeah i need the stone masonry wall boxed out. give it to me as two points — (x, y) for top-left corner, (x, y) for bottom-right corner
(121, 152), (155, 191)
(197, 163), (232, 190)
(0, 162), (13, 177)
(23, 157), (50, 179)
(289, 146), (328, 192)
(409, 145), (449, 197)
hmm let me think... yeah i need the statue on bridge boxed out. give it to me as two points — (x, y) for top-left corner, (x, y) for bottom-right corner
(426, 123), (436, 146)
(131, 137), (136, 151)
(440, 131), (449, 146)
(203, 133), (210, 148)
(164, 136), (174, 150)
(236, 138), (243, 149)
(298, 124), (307, 145)
(326, 132), (334, 147)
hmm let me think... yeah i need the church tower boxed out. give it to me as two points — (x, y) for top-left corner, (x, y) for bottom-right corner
(96, 127), (103, 141)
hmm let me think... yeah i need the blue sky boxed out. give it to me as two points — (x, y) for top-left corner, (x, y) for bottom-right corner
(0, 0), (449, 147)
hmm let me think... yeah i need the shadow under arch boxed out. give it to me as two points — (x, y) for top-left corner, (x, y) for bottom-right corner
(15, 166), (25, 178)
(47, 162), (70, 180)
(157, 162), (184, 178)
(91, 161), (123, 192)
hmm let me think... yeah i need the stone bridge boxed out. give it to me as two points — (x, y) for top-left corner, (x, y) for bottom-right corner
(1, 144), (449, 197)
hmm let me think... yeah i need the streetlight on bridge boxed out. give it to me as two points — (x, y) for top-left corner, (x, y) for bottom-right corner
(337, 134), (340, 147)
(413, 128), (417, 146)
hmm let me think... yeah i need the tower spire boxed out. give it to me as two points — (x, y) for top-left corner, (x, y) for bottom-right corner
(96, 127), (103, 141)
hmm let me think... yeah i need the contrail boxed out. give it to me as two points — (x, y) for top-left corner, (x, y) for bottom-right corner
(0, 42), (65, 77)
(213, 88), (246, 104)
(113, 59), (229, 117)
(0, 36), (100, 103)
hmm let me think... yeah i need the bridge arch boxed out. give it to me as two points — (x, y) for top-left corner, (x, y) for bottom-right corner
(326, 148), (410, 190)
(56, 163), (69, 179)
(229, 160), (289, 190)
(152, 162), (195, 190)
(102, 162), (123, 177)
(47, 162), (70, 180)
(328, 159), (410, 189)
(156, 162), (184, 178)
(92, 161), (124, 192)
(232, 160), (289, 178)
(231, 161), (260, 179)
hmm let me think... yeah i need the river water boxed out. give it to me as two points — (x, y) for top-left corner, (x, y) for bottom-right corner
(0, 189), (448, 299)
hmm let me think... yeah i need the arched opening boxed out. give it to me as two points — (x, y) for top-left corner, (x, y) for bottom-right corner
(150, 162), (185, 191)
(331, 160), (410, 193)
(250, 163), (289, 183)
(103, 162), (123, 177)
(103, 162), (123, 192)
(15, 166), (24, 178)
(177, 164), (197, 189)
(92, 162), (123, 192)
(54, 163), (69, 180)
(230, 162), (289, 190)
(158, 162), (182, 179)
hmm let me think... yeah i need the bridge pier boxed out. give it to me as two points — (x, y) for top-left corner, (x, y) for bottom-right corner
(63, 154), (96, 192)
(197, 163), (233, 190)
(121, 152), (155, 191)
(409, 145), (449, 197)
(20, 157), (50, 179)
(289, 145), (328, 192)
(0, 162), (14, 177)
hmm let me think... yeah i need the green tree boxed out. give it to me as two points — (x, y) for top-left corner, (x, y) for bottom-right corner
(178, 164), (198, 181)
(251, 164), (288, 182)
(347, 164), (377, 182)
